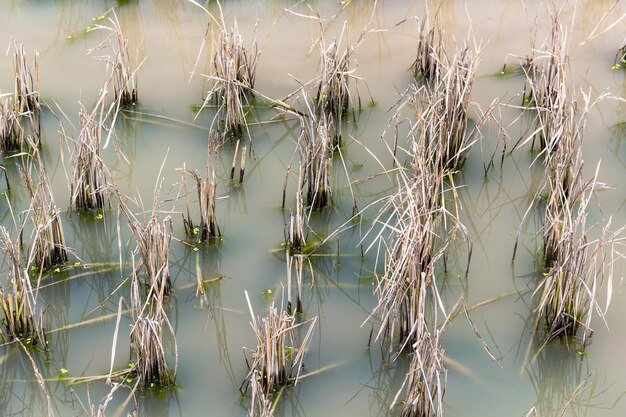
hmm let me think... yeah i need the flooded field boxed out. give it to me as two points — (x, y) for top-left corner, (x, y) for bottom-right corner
(0, 1), (625, 416)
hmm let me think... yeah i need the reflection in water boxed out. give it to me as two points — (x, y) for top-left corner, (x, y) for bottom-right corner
(0, 345), (56, 417)
(526, 340), (602, 417)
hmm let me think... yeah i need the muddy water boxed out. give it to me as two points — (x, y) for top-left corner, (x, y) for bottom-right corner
(0, 0), (625, 416)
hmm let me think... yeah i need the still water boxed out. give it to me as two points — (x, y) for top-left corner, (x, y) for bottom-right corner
(0, 0), (625, 416)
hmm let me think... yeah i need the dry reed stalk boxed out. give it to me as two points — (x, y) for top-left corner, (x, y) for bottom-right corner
(22, 154), (68, 270)
(0, 93), (23, 153)
(11, 40), (41, 141)
(129, 270), (176, 387)
(412, 18), (445, 82)
(248, 369), (274, 417)
(524, 19), (569, 152)
(392, 331), (446, 417)
(178, 140), (220, 241)
(244, 292), (317, 393)
(128, 214), (174, 300)
(0, 227), (47, 347)
(286, 253), (303, 315)
(109, 14), (139, 106)
(420, 45), (481, 171)
(203, 18), (258, 138)
(367, 137), (450, 352)
(297, 102), (333, 211)
(314, 23), (359, 148)
(284, 168), (306, 252)
(541, 111), (584, 268)
(70, 103), (111, 212)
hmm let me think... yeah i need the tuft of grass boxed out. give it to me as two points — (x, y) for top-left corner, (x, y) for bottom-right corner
(243, 291), (317, 393)
(0, 227), (47, 348)
(203, 18), (259, 138)
(70, 102), (112, 212)
(393, 331), (446, 417)
(179, 140), (221, 241)
(12, 40), (41, 141)
(297, 97), (333, 211)
(412, 18), (445, 82)
(0, 93), (23, 153)
(21, 151), (68, 270)
(129, 268), (176, 388)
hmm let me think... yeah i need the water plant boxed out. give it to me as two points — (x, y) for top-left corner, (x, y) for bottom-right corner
(392, 331), (446, 417)
(69, 102), (111, 212)
(178, 140), (220, 241)
(0, 227), (47, 347)
(367, 135), (450, 352)
(412, 17), (445, 82)
(0, 93), (22, 153)
(21, 153), (68, 270)
(128, 213), (174, 299)
(203, 17), (259, 138)
(129, 266), (176, 387)
(11, 40), (41, 142)
(243, 291), (317, 393)
(284, 169), (306, 253)
(297, 98), (333, 211)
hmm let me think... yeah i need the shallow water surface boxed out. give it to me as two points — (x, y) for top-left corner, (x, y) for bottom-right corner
(0, 1), (625, 416)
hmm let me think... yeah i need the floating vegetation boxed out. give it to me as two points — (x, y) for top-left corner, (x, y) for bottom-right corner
(0, 227), (47, 347)
(412, 17), (445, 82)
(203, 17), (259, 138)
(22, 153), (68, 270)
(179, 140), (221, 242)
(392, 331), (446, 417)
(244, 291), (317, 393)
(611, 41), (626, 70)
(69, 102), (112, 212)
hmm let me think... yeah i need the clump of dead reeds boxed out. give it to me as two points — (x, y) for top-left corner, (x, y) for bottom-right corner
(0, 93), (22, 153)
(179, 140), (220, 241)
(129, 267), (176, 387)
(0, 227), (47, 347)
(0, 41), (42, 153)
(12, 40), (41, 138)
(523, 19), (569, 152)
(21, 154), (68, 270)
(367, 135), (452, 352)
(422, 46), (481, 171)
(69, 103), (111, 212)
(243, 291), (317, 393)
(112, 24), (138, 106)
(392, 331), (446, 417)
(298, 101), (333, 211)
(128, 214), (174, 299)
(532, 91), (622, 342)
(203, 18), (259, 138)
(412, 18), (445, 82)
